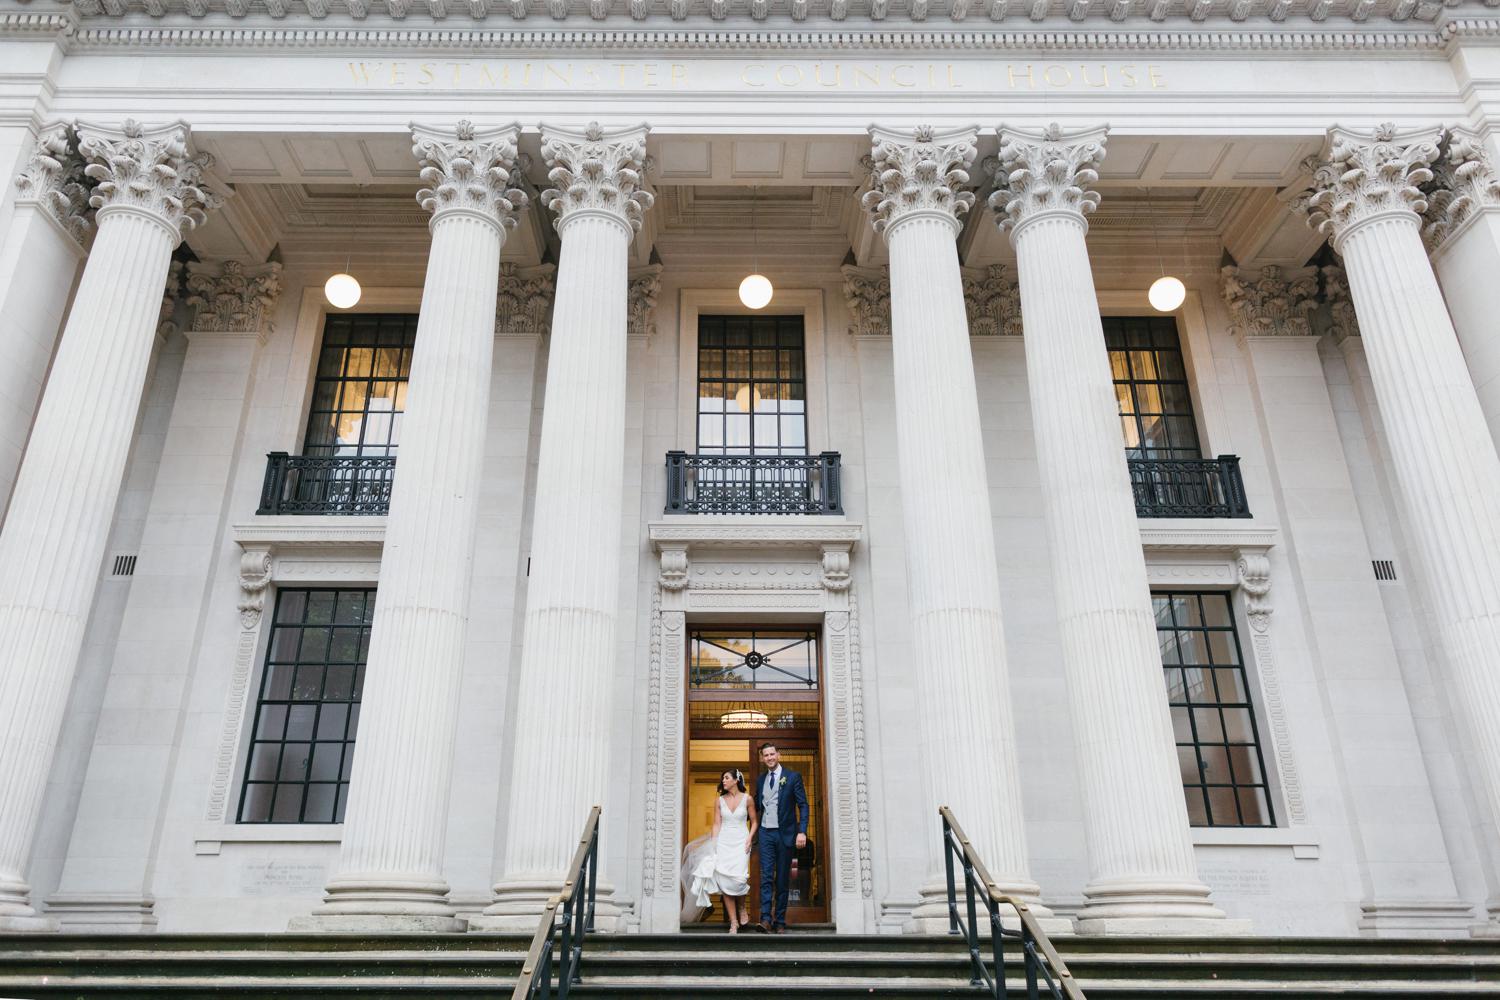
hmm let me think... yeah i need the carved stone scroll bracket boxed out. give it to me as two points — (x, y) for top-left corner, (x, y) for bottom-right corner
(821, 543), (852, 593)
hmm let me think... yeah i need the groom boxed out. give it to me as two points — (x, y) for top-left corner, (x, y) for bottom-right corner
(753, 741), (808, 933)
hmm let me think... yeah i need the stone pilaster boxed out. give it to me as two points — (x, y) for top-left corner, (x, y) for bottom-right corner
(1305, 124), (1500, 925)
(0, 122), (91, 512)
(993, 122), (1229, 934)
(297, 121), (526, 931)
(48, 258), (280, 931)
(861, 124), (1045, 928)
(0, 120), (211, 931)
(474, 122), (652, 930)
(1420, 126), (1500, 452)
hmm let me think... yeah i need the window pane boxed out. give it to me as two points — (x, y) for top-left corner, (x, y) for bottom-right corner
(302, 314), (417, 458)
(697, 316), (806, 457)
(1104, 316), (1200, 459)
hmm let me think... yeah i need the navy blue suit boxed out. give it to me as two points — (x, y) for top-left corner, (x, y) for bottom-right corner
(753, 766), (808, 928)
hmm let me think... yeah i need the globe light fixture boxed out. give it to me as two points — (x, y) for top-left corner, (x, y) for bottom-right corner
(739, 273), (773, 310)
(1148, 275), (1186, 313)
(324, 272), (362, 309)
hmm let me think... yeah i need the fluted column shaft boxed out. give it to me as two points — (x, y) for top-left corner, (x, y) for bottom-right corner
(478, 123), (651, 929)
(994, 124), (1224, 932)
(862, 126), (1039, 924)
(0, 119), (210, 931)
(301, 123), (524, 931)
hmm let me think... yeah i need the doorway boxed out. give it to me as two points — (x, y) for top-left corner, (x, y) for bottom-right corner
(684, 627), (828, 925)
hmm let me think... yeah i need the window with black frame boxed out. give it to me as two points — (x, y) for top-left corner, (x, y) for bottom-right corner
(696, 314), (807, 457)
(304, 314), (417, 458)
(1155, 590), (1275, 827)
(238, 588), (372, 824)
(1105, 316), (1201, 460)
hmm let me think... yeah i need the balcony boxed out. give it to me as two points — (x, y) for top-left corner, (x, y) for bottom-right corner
(665, 451), (843, 516)
(257, 452), (395, 516)
(1130, 455), (1251, 519)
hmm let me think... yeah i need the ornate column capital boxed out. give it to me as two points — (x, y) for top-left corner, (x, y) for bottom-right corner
(628, 264), (663, 340)
(14, 122), (91, 247)
(1304, 122), (1442, 247)
(410, 120), (527, 232)
(841, 264), (891, 337)
(989, 123), (1108, 238)
(495, 262), (556, 337)
(1421, 126), (1500, 253)
(184, 260), (282, 336)
(860, 124), (978, 239)
(1320, 263), (1361, 345)
(539, 121), (654, 235)
(76, 119), (213, 243)
(962, 264), (1023, 337)
(1221, 264), (1320, 338)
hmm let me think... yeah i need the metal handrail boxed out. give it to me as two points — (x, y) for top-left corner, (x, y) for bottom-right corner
(1129, 455), (1251, 519)
(512, 806), (601, 1000)
(257, 451), (396, 515)
(664, 451), (843, 515)
(940, 806), (1086, 1000)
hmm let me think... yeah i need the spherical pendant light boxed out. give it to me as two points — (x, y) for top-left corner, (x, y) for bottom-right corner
(1148, 275), (1186, 313)
(324, 272), (362, 310)
(739, 273), (773, 310)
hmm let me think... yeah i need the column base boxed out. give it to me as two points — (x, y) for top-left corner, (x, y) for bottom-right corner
(0, 881), (59, 932)
(44, 893), (156, 932)
(1358, 900), (1476, 938)
(290, 872), (464, 933)
(467, 877), (621, 933)
(906, 878), (1072, 936)
(1075, 877), (1243, 935)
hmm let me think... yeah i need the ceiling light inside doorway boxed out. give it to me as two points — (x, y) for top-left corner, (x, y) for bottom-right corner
(720, 708), (770, 729)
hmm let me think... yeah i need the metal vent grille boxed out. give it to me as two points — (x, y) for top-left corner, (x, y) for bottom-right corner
(1373, 559), (1397, 582)
(111, 554), (137, 577)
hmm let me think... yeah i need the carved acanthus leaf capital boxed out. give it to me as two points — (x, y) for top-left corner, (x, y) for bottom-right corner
(495, 262), (556, 337)
(1421, 126), (1500, 253)
(860, 124), (978, 237)
(989, 122), (1108, 234)
(1221, 264), (1319, 338)
(962, 263), (1023, 336)
(14, 122), (91, 246)
(1304, 122), (1442, 245)
(76, 119), (213, 242)
(410, 120), (528, 230)
(628, 264), (663, 340)
(540, 121), (654, 234)
(185, 260), (283, 334)
(841, 264), (891, 337)
(1320, 263), (1361, 344)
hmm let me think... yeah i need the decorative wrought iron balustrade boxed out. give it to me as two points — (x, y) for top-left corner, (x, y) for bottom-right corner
(1130, 455), (1251, 519)
(665, 451), (843, 515)
(257, 452), (396, 515)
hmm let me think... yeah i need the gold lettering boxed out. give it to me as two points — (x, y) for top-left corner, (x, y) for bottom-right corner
(814, 62), (841, 87)
(927, 63), (936, 87)
(544, 63), (572, 86)
(616, 62), (631, 86)
(853, 65), (880, 87)
(523, 63), (533, 85)
(1079, 64), (1109, 88)
(448, 61), (465, 85)
(1148, 64), (1167, 89)
(417, 62), (435, 85)
(892, 64), (916, 88)
(1119, 64), (1138, 88)
(671, 63), (688, 87)
(583, 65), (601, 86)
(742, 64), (767, 87)
(947, 64), (962, 88)
(1007, 63), (1035, 89)
(1043, 64), (1072, 87)
(390, 62), (406, 85)
(480, 63), (498, 86)
(642, 63), (658, 87)
(348, 62), (379, 84)
(775, 64), (804, 86)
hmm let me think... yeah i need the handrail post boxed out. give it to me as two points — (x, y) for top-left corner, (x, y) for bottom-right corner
(1024, 922), (1041, 1000)
(942, 815), (960, 935)
(820, 451), (842, 514)
(258, 452), (288, 515)
(665, 451), (687, 513)
(990, 896), (1006, 1000)
(964, 860), (982, 988)
(586, 826), (599, 932)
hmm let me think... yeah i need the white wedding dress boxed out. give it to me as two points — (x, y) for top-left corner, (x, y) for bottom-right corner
(688, 794), (752, 907)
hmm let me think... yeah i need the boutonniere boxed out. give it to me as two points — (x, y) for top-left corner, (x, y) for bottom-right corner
(778, 776), (786, 787)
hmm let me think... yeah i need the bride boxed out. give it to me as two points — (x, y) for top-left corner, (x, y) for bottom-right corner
(689, 769), (759, 932)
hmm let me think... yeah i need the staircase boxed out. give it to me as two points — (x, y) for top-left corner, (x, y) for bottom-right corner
(4, 931), (1500, 998)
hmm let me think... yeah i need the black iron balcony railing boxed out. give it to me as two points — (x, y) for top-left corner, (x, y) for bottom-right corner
(1130, 455), (1251, 519)
(665, 451), (843, 515)
(257, 452), (395, 516)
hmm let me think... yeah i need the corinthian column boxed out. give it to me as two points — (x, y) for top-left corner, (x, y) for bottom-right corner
(0, 123), (91, 513)
(992, 124), (1229, 934)
(297, 122), (527, 931)
(472, 122), (652, 930)
(861, 125), (1043, 926)
(1306, 123), (1500, 890)
(1420, 126), (1500, 452)
(0, 120), (211, 931)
